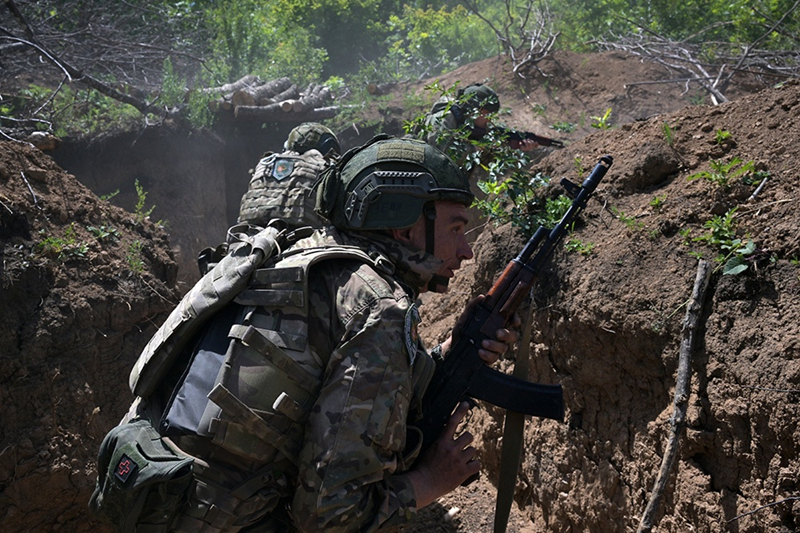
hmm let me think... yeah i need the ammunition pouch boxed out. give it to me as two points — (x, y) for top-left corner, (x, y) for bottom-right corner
(89, 418), (194, 533)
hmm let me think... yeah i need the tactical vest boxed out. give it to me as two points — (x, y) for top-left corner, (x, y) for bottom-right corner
(128, 239), (436, 532)
(237, 150), (328, 230)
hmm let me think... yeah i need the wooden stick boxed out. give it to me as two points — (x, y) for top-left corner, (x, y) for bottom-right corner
(637, 260), (712, 533)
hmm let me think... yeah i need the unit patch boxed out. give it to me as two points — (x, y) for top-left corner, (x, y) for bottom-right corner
(272, 158), (294, 180)
(404, 304), (421, 366)
(114, 453), (138, 484)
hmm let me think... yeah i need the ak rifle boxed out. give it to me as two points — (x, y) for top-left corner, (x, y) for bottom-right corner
(492, 126), (565, 149)
(415, 155), (613, 459)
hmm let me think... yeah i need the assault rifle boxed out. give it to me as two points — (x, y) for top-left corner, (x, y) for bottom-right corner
(414, 155), (613, 463)
(492, 126), (565, 149)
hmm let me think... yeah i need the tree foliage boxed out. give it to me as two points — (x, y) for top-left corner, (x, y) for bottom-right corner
(1, 0), (798, 140)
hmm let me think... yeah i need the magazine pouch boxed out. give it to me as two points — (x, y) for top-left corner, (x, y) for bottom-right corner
(90, 418), (194, 533)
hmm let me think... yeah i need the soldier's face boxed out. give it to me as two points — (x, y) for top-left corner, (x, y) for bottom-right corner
(394, 201), (474, 291)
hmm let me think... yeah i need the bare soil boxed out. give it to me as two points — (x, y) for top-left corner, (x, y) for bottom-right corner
(1, 50), (798, 532)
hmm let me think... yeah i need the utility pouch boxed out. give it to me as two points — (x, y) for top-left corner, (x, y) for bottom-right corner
(89, 418), (194, 533)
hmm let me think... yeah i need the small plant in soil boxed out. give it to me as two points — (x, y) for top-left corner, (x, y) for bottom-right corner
(649, 195), (667, 211)
(662, 122), (675, 146)
(87, 224), (121, 244)
(565, 237), (594, 256)
(134, 179), (156, 224)
(692, 207), (757, 275)
(714, 129), (732, 145)
(611, 206), (644, 232)
(687, 157), (755, 188)
(126, 240), (145, 274)
(37, 223), (89, 261)
(591, 107), (613, 130)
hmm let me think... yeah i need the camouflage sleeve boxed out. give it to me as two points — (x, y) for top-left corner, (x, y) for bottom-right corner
(290, 263), (419, 533)
(424, 111), (459, 153)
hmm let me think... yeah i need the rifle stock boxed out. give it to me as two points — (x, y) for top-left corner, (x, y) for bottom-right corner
(414, 155), (613, 457)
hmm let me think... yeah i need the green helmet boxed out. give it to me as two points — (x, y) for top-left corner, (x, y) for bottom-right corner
(460, 83), (500, 113)
(285, 122), (340, 156)
(316, 135), (473, 230)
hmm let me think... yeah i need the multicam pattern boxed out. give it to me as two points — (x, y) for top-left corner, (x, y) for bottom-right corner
(422, 104), (479, 177)
(287, 226), (440, 532)
(238, 148), (331, 229)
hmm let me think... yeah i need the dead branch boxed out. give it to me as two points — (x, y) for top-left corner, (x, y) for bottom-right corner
(593, 13), (800, 105)
(2, 0), (164, 116)
(637, 260), (712, 533)
(460, 0), (559, 77)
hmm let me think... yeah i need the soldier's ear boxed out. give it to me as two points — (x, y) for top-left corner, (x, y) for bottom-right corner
(391, 227), (414, 246)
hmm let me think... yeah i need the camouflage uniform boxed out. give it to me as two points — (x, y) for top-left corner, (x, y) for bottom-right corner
(238, 122), (340, 230)
(94, 136), (470, 533)
(421, 84), (500, 179)
(287, 227), (441, 532)
(237, 148), (329, 230)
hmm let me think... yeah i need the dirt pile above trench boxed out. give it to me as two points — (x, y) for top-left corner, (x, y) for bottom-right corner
(0, 50), (796, 533)
(417, 80), (800, 532)
(0, 141), (181, 532)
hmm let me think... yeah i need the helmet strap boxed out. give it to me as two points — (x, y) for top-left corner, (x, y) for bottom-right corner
(424, 202), (449, 292)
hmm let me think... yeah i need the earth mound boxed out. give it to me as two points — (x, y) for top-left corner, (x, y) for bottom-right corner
(418, 79), (800, 532)
(0, 141), (180, 532)
(0, 50), (797, 533)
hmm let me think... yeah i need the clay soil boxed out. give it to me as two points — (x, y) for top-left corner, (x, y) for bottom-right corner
(1, 50), (799, 533)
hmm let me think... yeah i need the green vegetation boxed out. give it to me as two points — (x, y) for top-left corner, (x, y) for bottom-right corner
(715, 129), (732, 145)
(134, 179), (156, 224)
(552, 121), (577, 133)
(37, 224), (89, 261)
(692, 208), (757, 275)
(565, 237), (595, 256)
(662, 122), (675, 146)
(87, 224), (121, 244)
(126, 240), (145, 275)
(611, 207), (644, 232)
(3, 0), (797, 137)
(649, 195), (667, 211)
(591, 108), (613, 130)
(687, 157), (756, 188)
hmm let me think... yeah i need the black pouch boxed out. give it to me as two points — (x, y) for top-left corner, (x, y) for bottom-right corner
(89, 418), (194, 533)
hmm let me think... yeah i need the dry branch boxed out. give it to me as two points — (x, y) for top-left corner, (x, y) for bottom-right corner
(637, 260), (713, 533)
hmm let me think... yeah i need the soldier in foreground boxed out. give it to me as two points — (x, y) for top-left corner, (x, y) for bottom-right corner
(91, 136), (519, 532)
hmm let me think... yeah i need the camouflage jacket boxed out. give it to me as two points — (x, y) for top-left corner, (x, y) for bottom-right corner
(422, 104), (482, 179)
(287, 226), (442, 532)
(238, 148), (330, 229)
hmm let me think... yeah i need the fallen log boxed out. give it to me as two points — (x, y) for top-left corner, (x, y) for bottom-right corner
(233, 104), (348, 122)
(201, 74), (259, 95)
(299, 85), (332, 110)
(262, 84), (298, 106)
(251, 77), (292, 101)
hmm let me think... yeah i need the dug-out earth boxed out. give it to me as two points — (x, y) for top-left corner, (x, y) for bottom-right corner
(1, 51), (798, 532)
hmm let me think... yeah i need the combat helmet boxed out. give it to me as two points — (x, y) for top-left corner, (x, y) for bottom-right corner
(285, 122), (340, 156)
(459, 83), (500, 113)
(315, 135), (473, 231)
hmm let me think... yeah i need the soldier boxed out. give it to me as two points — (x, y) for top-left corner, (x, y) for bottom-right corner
(92, 136), (518, 533)
(422, 82), (538, 179)
(237, 122), (341, 230)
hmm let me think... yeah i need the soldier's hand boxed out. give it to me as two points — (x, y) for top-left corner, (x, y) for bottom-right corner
(405, 401), (479, 508)
(519, 138), (539, 151)
(442, 295), (520, 365)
